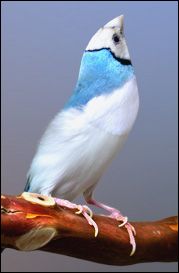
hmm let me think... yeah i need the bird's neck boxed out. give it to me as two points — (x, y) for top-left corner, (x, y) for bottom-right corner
(65, 48), (134, 109)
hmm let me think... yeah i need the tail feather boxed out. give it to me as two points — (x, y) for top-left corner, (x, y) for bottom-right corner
(24, 175), (31, 192)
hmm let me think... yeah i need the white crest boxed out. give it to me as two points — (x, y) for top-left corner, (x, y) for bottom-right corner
(86, 15), (130, 60)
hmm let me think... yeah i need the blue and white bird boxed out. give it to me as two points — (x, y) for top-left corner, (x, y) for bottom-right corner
(24, 15), (139, 255)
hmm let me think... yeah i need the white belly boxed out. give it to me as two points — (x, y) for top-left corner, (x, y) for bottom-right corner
(53, 127), (128, 200)
(28, 76), (139, 200)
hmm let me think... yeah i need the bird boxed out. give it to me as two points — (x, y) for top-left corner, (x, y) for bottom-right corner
(24, 15), (139, 255)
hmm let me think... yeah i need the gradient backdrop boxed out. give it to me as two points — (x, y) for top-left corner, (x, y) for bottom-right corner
(1, 1), (178, 272)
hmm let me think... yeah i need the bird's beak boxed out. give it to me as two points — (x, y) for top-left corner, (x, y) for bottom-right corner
(104, 15), (124, 33)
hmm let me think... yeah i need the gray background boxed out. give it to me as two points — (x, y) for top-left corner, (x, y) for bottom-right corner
(1, 1), (178, 272)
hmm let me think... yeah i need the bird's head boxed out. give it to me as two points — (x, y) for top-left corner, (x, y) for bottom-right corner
(85, 15), (130, 61)
(65, 15), (134, 109)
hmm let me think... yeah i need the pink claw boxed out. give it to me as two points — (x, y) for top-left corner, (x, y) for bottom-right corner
(54, 198), (98, 237)
(125, 222), (136, 256)
(109, 210), (136, 256)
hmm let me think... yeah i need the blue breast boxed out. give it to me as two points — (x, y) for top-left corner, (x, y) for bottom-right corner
(65, 49), (134, 109)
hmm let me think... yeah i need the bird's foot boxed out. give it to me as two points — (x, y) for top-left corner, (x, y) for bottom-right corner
(86, 198), (136, 256)
(109, 209), (136, 256)
(54, 198), (98, 237)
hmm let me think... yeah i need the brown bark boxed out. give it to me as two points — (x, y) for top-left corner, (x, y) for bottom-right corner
(1, 193), (178, 265)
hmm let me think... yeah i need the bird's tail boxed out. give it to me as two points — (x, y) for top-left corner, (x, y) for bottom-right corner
(24, 175), (31, 192)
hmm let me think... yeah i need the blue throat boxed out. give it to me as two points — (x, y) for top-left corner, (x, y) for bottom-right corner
(65, 48), (134, 109)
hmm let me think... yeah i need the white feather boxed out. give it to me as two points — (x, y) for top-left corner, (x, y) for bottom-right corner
(28, 76), (139, 200)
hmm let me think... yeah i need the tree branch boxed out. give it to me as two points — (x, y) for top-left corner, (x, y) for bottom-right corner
(1, 193), (178, 265)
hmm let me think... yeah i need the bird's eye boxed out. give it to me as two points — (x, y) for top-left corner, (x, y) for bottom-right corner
(112, 34), (120, 44)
